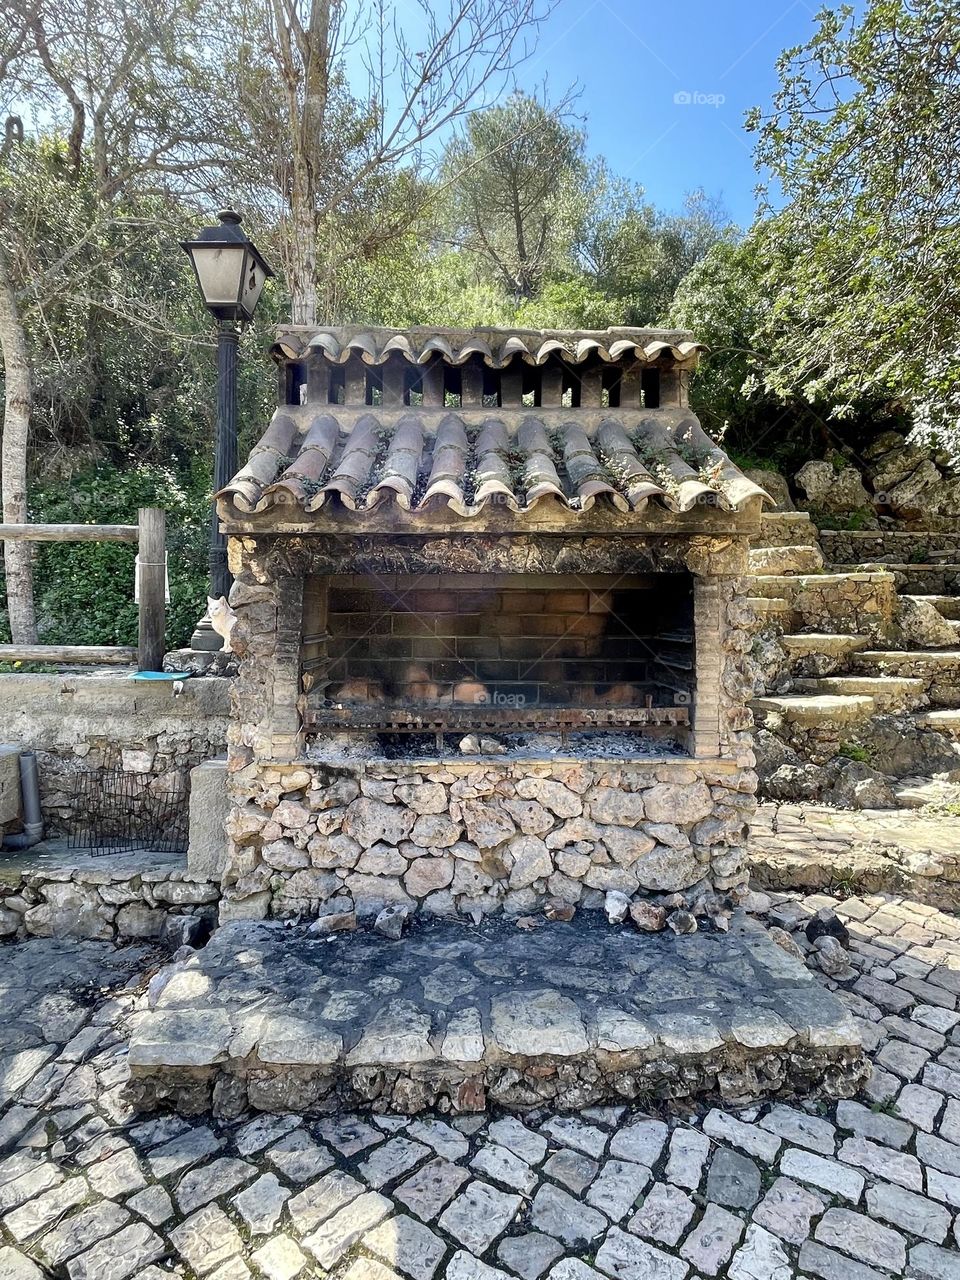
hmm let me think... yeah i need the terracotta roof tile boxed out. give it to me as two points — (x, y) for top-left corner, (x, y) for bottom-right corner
(218, 407), (770, 519)
(272, 324), (706, 368)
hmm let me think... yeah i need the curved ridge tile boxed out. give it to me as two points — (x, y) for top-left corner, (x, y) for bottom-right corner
(380, 334), (415, 361)
(518, 418), (566, 506)
(499, 336), (531, 365)
(419, 335), (456, 364)
(632, 416), (707, 512)
(596, 419), (665, 510)
(459, 337), (494, 365)
(607, 338), (642, 362)
(344, 334), (381, 365)
(318, 414), (380, 509)
(216, 411), (298, 512)
(263, 413), (339, 507)
(530, 337), (569, 365)
(419, 414), (469, 509)
(306, 332), (342, 362)
(366, 415), (424, 510)
(472, 418), (520, 510)
(574, 337), (603, 363)
(560, 424), (626, 511)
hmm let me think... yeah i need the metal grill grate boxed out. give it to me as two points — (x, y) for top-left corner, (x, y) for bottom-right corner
(69, 758), (188, 855)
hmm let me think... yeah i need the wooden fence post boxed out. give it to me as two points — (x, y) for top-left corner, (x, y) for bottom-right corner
(137, 507), (165, 672)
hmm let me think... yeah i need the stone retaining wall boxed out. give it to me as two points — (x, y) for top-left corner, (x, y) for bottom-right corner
(0, 675), (230, 834)
(752, 572), (898, 640)
(0, 861), (220, 942)
(820, 530), (960, 564)
(219, 756), (757, 924)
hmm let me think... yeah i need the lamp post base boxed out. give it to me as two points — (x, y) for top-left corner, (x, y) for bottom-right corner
(190, 610), (225, 652)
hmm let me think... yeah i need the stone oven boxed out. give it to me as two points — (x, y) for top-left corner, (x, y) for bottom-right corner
(215, 325), (769, 924)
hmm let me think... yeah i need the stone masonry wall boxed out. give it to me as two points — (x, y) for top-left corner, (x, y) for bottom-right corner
(0, 675), (230, 834)
(819, 529), (960, 564)
(0, 862), (220, 942)
(220, 757), (757, 923)
(220, 533), (759, 922)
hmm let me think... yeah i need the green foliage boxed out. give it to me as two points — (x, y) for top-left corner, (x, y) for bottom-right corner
(813, 507), (875, 531)
(838, 741), (872, 763)
(745, 0), (960, 462)
(8, 463), (211, 651)
(442, 91), (585, 300)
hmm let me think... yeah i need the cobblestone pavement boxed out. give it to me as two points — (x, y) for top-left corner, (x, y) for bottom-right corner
(5, 893), (960, 1278)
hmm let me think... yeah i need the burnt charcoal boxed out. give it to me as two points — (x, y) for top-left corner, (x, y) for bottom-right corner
(805, 908), (850, 948)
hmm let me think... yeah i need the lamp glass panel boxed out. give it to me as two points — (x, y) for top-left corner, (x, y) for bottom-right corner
(190, 244), (245, 306)
(239, 253), (267, 319)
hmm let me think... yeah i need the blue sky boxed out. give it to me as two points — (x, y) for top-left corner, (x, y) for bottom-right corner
(518, 0), (828, 228)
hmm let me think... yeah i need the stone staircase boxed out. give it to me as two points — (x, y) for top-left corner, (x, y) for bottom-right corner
(746, 511), (960, 805)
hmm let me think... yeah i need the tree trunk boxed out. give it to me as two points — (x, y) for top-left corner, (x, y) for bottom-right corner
(289, 176), (318, 326)
(0, 244), (37, 643)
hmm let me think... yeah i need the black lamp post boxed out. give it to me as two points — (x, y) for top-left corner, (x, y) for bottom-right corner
(181, 210), (274, 650)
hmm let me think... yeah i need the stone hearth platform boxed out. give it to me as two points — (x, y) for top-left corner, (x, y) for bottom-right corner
(127, 915), (866, 1117)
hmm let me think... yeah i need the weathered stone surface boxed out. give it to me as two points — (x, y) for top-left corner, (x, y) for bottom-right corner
(188, 758), (232, 878)
(584, 787), (645, 826)
(507, 837), (553, 889)
(490, 991), (588, 1057)
(627, 1182), (695, 1247)
(303, 1191), (392, 1270)
(595, 1225), (688, 1280)
(396, 1157), (470, 1221)
(644, 781), (714, 825)
(364, 1213), (446, 1280)
(529, 1183), (606, 1246)
(438, 1181), (521, 1254)
(343, 799), (415, 849)
(814, 1207), (906, 1273)
(753, 1176), (824, 1245)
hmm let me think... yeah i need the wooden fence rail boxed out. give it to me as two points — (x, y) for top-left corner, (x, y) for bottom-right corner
(0, 507), (166, 672)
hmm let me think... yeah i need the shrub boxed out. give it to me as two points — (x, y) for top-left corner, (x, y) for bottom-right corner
(1, 461), (210, 651)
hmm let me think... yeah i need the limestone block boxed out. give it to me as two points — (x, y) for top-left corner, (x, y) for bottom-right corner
(643, 782), (713, 826)
(116, 902), (167, 938)
(188, 759), (232, 879)
(795, 460), (876, 521)
(342, 798), (415, 848)
(24, 882), (112, 939)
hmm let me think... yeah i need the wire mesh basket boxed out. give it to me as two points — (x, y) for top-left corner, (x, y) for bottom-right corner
(68, 754), (188, 855)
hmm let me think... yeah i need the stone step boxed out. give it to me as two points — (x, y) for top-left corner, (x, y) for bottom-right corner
(747, 572), (898, 643)
(829, 563), (960, 595)
(126, 915), (864, 1115)
(751, 692), (876, 728)
(781, 633), (870, 661)
(750, 570), (894, 598)
(780, 633), (871, 677)
(853, 649), (960, 708)
(914, 709), (960, 738)
(748, 544), (825, 575)
(904, 594), (960, 621)
(894, 776), (960, 809)
(792, 675), (927, 714)
(745, 596), (794, 626)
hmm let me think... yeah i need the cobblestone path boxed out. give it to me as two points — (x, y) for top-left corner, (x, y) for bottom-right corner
(4, 891), (960, 1279)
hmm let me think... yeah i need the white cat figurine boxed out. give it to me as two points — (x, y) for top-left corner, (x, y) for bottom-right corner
(207, 595), (238, 653)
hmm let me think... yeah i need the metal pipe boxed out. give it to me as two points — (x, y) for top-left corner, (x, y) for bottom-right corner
(2, 751), (43, 849)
